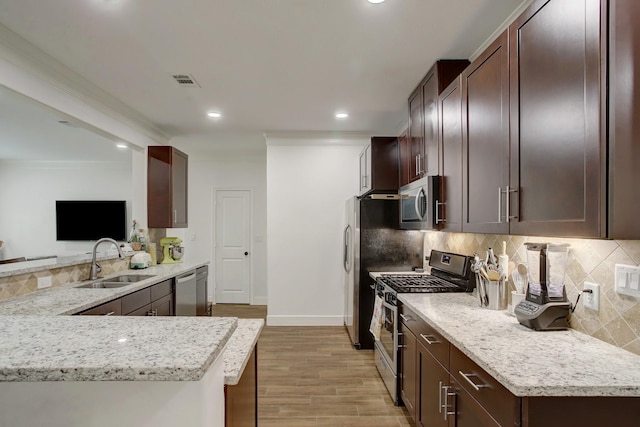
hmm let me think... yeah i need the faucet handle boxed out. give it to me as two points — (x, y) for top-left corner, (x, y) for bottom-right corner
(95, 263), (102, 275)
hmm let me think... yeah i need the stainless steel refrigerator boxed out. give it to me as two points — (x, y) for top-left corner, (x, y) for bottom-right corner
(343, 196), (424, 349)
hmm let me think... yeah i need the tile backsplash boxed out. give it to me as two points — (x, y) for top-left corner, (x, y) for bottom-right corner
(0, 257), (130, 302)
(424, 231), (640, 356)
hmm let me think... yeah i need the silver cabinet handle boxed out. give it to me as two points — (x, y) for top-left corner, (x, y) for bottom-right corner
(173, 209), (177, 224)
(399, 313), (412, 322)
(497, 187), (503, 223)
(506, 186), (518, 222)
(105, 311), (115, 316)
(435, 200), (446, 224)
(458, 371), (489, 391)
(438, 381), (443, 414)
(420, 334), (439, 345)
(442, 385), (455, 420)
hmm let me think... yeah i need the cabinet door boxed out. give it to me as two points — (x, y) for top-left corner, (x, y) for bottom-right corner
(127, 303), (153, 316)
(509, 0), (605, 237)
(438, 77), (463, 232)
(152, 293), (173, 316)
(171, 148), (189, 228)
(609, 0), (640, 238)
(462, 30), (510, 235)
(423, 69), (439, 177)
(78, 299), (121, 316)
(399, 129), (411, 187)
(408, 86), (425, 182)
(359, 145), (371, 195)
(417, 343), (449, 427)
(449, 378), (502, 427)
(399, 322), (417, 421)
(148, 146), (189, 228)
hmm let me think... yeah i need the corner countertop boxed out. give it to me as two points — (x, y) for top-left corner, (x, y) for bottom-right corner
(0, 315), (237, 382)
(399, 292), (640, 397)
(0, 261), (209, 315)
(223, 318), (264, 385)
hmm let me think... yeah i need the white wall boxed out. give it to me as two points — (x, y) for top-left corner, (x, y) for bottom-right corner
(169, 139), (268, 304)
(266, 137), (367, 325)
(0, 159), (133, 259)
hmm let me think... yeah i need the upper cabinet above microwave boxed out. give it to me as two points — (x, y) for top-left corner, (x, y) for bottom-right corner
(148, 146), (188, 228)
(403, 60), (469, 186)
(359, 137), (400, 196)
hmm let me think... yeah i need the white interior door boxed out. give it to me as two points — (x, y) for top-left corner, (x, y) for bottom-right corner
(214, 190), (252, 304)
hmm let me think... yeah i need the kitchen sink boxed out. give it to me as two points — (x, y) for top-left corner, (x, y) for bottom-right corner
(75, 274), (155, 289)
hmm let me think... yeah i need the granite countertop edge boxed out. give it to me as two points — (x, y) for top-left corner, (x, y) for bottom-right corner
(223, 318), (264, 385)
(397, 293), (640, 398)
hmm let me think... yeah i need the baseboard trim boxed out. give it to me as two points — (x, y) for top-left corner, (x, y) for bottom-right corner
(251, 296), (268, 305)
(266, 315), (344, 326)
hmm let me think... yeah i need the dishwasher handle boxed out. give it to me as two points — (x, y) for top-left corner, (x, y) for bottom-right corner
(176, 272), (196, 283)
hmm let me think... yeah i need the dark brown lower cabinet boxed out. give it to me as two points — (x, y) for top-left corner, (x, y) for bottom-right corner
(225, 346), (258, 427)
(77, 279), (174, 316)
(400, 303), (639, 427)
(417, 342), (448, 427)
(399, 322), (417, 420)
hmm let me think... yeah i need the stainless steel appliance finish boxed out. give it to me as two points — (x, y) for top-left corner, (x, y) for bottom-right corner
(175, 270), (197, 316)
(196, 265), (208, 316)
(343, 196), (424, 350)
(399, 176), (440, 230)
(373, 250), (475, 403)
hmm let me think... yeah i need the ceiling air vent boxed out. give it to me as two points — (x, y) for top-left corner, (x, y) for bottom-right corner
(172, 74), (200, 87)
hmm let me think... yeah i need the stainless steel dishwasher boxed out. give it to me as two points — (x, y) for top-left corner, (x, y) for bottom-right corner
(175, 270), (197, 316)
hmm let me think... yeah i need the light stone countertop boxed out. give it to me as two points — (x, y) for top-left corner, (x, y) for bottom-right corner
(0, 261), (209, 315)
(0, 315), (237, 382)
(0, 252), (127, 278)
(223, 319), (264, 385)
(398, 292), (640, 397)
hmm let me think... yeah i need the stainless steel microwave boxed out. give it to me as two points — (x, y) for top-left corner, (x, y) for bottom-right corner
(399, 176), (440, 230)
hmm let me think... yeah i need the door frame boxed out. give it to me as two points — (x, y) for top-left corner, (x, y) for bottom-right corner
(212, 188), (254, 304)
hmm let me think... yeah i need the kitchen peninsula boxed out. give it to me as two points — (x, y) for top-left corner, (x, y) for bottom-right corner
(0, 260), (262, 427)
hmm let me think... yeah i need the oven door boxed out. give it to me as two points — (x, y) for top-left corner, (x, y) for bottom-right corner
(378, 299), (397, 371)
(399, 176), (439, 230)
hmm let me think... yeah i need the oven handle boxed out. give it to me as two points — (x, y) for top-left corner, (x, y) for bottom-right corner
(382, 301), (396, 311)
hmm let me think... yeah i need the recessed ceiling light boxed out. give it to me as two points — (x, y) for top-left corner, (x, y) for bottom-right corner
(368, 0), (385, 4)
(335, 113), (349, 119)
(116, 143), (128, 149)
(207, 111), (222, 119)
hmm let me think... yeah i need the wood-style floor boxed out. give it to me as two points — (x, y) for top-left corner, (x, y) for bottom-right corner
(212, 304), (414, 427)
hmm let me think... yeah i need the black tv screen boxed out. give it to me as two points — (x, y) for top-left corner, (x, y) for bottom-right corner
(56, 200), (127, 241)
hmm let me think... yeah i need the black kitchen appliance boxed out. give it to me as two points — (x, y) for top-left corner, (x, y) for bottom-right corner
(514, 244), (572, 330)
(343, 196), (424, 350)
(372, 250), (475, 404)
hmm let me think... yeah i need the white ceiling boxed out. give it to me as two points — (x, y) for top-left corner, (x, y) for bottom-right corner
(0, 0), (529, 146)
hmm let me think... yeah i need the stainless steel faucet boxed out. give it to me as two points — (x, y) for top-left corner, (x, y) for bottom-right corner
(90, 238), (125, 280)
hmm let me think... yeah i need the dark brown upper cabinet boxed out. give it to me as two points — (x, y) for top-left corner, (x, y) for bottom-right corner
(148, 146), (188, 228)
(398, 128), (411, 187)
(508, 0), (605, 238)
(406, 60), (470, 184)
(359, 137), (400, 196)
(609, 0), (640, 239)
(461, 30), (510, 235)
(437, 76), (464, 232)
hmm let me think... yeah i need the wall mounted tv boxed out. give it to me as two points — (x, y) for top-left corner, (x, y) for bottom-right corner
(56, 200), (127, 241)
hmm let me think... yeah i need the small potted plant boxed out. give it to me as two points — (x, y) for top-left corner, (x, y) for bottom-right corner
(128, 220), (143, 251)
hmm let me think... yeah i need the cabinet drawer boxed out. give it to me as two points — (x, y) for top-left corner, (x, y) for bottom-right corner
(121, 287), (151, 314)
(78, 299), (121, 316)
(151, 279), (173, 301)
(127, 303), (153, 316)
(450, 346), (519, 427)
(399, 304), (449, 368)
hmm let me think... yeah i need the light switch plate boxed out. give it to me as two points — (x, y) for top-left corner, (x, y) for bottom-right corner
(614, 264), (640, 297)
(37, 276), (52, 289)
(583, 282), (600, 311)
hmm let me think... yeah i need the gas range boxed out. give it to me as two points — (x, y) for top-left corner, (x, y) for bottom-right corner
(379, 274), (467, 293)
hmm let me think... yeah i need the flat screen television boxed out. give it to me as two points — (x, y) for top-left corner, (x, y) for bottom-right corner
(56, 200), (127, 241)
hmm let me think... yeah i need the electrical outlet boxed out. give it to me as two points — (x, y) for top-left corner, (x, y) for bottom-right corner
(37, 276), (52, 290)
(615, 264), (640, 297)
(583, 282), (600, 311)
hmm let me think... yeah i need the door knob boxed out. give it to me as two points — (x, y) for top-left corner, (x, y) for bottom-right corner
(244, 252), (249, 256)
